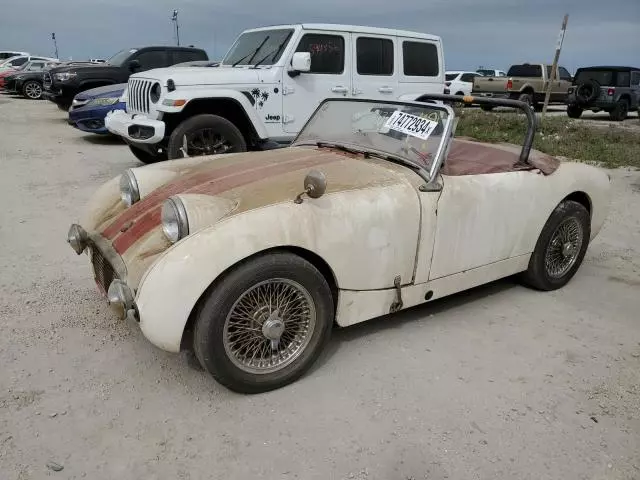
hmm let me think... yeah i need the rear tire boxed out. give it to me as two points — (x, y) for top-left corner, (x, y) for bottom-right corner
(520, 200), (590, 291)
(167, 114), (247, 160)
(518, 92), (534, 108)
(193, 252), (334, 393)
(128, 145), (167, 164)
(567, 104), (583, 119)
(609, 99), (628, 121)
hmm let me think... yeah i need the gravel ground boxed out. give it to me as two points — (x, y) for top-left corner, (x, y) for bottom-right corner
(1, 95), (639, 480)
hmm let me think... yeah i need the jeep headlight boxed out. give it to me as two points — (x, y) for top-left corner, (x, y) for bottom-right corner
(150, 82), (161, 103)
(119, 169), (140, 206)
(162, 196), (189, 243)
(88, 97), (120, 106)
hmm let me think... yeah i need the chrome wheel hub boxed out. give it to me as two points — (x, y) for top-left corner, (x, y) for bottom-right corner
(545, 217), (583, 278)
(223, 278), (316, 374)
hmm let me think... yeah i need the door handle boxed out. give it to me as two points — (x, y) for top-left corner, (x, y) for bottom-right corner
(378, 86), (394, 94)
(331, 85), (348, 94)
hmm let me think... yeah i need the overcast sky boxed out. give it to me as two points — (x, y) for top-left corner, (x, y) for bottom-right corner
(1, 0), (638, 72)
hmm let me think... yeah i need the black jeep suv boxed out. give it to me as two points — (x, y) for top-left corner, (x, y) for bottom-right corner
(566, 66), (640, 121)
(43, 46), (208, 110)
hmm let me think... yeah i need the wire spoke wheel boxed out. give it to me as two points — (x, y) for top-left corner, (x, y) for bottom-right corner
(223, 278), (316, 375)
(544, 217), (584, 278)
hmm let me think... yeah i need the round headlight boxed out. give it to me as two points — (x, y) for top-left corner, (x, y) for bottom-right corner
(161, 196), (189, 243)
(150, 82), (161, 103)
(119, 169), (140, 207)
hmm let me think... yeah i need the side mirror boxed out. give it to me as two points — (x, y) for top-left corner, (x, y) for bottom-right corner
(288, 52), (311, 77)
(128, 59), (141, 72)
(294, 170), (327, 204)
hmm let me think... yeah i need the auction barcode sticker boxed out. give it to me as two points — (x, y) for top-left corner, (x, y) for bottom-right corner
(383, 111), (438, 140)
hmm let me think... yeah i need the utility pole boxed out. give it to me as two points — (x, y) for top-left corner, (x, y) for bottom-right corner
(51, 33), (59, 59)
(542, 14), (569, 118)
(171, 10), (180, 46)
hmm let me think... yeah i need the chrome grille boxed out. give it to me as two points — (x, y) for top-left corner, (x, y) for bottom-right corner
(128, 78), (154, 114)
(90, 246), (116, 296)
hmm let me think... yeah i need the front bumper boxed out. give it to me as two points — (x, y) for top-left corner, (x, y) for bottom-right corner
(67, 224), (138, 321)
(105, 110), (165, 144)
(69, 102), (126, 134)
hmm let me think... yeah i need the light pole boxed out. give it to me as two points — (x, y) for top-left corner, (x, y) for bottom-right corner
(51, 33), (59, 59)
(171, 10), (180, 46)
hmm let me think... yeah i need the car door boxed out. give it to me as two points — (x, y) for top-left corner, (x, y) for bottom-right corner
(282, 31), (351, 134)
(459, 72), (480, 95)
(557, 66), (573, 99)
(350, 33), (396, 100)
(427, 168), (546, 280)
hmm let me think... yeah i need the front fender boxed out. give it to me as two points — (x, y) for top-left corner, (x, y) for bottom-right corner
(159, 88), (269, 139)
(135, 184), (420, 352)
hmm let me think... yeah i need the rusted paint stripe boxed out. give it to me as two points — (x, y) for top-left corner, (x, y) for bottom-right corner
(112, 154), (338, 255)
(102, 152), (330, 239)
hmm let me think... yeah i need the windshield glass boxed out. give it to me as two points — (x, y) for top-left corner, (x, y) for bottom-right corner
(222, 29), (294, 66)
(292, 99), (452, 174)
(574, 69), (614, 86)
(107, 49), (137, 66)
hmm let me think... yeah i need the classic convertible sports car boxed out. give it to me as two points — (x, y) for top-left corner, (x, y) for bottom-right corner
(67, 95), (611, 393)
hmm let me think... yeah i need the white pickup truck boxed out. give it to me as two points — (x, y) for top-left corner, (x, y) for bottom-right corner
(105, 23), (446, 163)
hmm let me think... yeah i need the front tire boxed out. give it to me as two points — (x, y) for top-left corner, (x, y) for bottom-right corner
(521, 200), (590, 291)
(22, 80), (43, 100)
(128, 145), (167, 164)
(609, 99), (628, 121)
(193, 252), (334, 393)
(167, 114), (247, 160)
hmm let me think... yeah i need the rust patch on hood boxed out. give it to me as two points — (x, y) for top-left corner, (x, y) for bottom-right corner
(100, 147), (415, 256)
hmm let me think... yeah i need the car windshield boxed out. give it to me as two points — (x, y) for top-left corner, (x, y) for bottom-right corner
(292, 99), (453, 176)
(107, 49), (137, 66)
(574, 69), (614, 86)
(222, 29), (294, 66)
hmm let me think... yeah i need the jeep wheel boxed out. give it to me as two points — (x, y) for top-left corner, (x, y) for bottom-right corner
(167, 114), (247, 160)
(567, 105), (583, 119)
(609, 99), (629, 122)
(22, 81), (43, 100)
(129, 145), (168, 164)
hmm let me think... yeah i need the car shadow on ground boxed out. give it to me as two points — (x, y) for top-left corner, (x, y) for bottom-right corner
(309, 276), (521, 374)
(80, 134), (125, 145)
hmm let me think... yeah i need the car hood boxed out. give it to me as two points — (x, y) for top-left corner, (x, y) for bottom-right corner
(50, 64), (121, 76)
(76, 83), (127, 100)
(132, 65), (262, 86)
(86, 147), (419, 287)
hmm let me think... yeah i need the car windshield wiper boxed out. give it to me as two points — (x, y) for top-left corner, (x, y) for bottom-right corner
(316, 142), (429, 181)
(252, 32), (292, 69)
(232, 36), (270, 67)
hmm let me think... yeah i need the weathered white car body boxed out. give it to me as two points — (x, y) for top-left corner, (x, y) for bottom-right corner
(69, 95), (611, 392)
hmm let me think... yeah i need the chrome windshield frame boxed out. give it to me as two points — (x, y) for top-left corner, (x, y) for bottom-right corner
(291, 97), (456, 187)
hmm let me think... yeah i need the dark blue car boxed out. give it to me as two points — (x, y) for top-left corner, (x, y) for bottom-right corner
(68, 83), (126, 134)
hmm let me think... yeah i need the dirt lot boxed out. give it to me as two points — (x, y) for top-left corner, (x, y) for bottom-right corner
(1, 96), (639, 480)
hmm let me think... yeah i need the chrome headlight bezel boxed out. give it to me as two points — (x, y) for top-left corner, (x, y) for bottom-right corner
(161, 196), (189, 243)
(88, 96), (120, 107)
(119, 169), (140, 207)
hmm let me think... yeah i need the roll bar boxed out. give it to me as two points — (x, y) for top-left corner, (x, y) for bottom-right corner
(415, 93), (536, 165)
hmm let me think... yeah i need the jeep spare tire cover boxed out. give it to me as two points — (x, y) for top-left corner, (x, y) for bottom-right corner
(575, 79), (600, 105)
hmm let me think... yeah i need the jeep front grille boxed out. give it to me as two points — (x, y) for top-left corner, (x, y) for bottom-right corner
(128, 78), (154, 114)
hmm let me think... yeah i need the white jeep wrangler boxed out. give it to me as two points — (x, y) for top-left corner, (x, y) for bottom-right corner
(105, 23), (446, 163)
